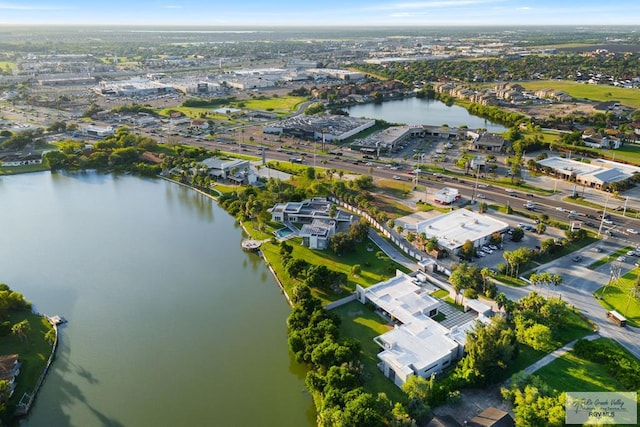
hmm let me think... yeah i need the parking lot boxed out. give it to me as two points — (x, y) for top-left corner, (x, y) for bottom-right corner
(465, 210), (567, 270)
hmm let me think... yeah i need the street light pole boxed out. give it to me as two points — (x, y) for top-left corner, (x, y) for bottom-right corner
(597, 194), (610, 238)
(471, 164), (480, 203)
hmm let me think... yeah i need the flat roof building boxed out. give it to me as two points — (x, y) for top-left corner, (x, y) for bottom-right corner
(403, 209), (509, 254)
(537, 156), (640, 190)
(356, 272), (491, 387)
(263, 115), (375, 142)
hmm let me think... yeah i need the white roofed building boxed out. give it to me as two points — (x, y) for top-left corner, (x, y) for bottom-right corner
(356, 271), (492, 387)
(404, 209), (509, 255)
(537, 156), (640, 190)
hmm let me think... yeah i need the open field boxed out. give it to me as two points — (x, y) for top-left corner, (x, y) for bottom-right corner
(156, 95), (304, 119)
(239, 95), (305, 113)
(593, 268), (640, 327)
(518, 80), (640, 108)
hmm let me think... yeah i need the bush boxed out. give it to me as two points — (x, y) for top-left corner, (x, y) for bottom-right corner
(464, 288), (478, 299)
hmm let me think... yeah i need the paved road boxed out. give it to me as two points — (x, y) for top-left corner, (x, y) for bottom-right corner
(496, 242), (640, 361)
(367, 229), (419, 271)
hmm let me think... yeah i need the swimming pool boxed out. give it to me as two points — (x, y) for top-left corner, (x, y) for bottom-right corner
(274, 227), (293, 239)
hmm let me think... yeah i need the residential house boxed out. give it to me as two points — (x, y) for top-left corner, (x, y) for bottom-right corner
(299, 219), (337, 250)
(469, 407), (515, 427)
(200, 157), (257, 185)
(356, 272), (492, 387)
(0, 354), (21, 399)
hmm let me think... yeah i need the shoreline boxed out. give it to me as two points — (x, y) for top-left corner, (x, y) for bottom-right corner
(14, 313), (59, 418)
(166, 175), (294, 305)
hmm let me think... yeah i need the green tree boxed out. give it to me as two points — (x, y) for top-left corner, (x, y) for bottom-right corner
(454, 316), (517, 386)
(11, 319), (30, 341)
(402, 375), (432, 424)
(511, 227), (524, 242)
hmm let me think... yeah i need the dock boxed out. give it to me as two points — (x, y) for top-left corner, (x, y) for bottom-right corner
(48, 315), (67, 325)
(241, 239), (263, 252)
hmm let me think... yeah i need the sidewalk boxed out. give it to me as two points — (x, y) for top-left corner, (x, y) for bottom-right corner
(521, 333), (600, 375)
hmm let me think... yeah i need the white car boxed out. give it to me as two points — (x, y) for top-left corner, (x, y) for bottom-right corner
(603, 219), (614, 225)
(477, 194), (486, 199)
(617, 256), (627, 262)
(627, 228), (638, 235)
(555, 207), (566, 212)
(392, 175), (401, 180)
(477, 251), (486, 257)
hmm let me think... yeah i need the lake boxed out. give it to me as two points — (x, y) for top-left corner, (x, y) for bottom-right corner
(0, 172), (314, 426)
(345, 97), (507, 133)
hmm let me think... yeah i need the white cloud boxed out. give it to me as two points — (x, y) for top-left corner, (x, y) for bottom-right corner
(161, 4), (183, 9)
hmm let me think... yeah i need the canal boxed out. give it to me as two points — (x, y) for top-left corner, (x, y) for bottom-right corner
(0, 171), (314, 426)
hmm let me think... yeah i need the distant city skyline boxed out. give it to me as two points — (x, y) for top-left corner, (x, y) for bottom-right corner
(1, 1), (640, 26)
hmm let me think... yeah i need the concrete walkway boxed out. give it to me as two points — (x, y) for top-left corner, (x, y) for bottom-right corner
(522, 333), (600, 375)
(367, 229), (420, 271)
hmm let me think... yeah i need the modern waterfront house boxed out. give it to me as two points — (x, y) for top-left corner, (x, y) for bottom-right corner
(356, 272), (491, 387)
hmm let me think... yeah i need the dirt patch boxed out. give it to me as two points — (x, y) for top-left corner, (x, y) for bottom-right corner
(432, 385), (514, 425)
(504, 102), (596, 121)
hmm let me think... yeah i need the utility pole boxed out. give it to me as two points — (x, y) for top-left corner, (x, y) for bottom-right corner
(597, 194), (610, 238)
(471, 164), (480, 203)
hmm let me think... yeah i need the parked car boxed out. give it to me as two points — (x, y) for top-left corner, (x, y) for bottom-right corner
(489, 245), (498, 251)
(627, 228), (638, 235)
(572, 255), (583, 262)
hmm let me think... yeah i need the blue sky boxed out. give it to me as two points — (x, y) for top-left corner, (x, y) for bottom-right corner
(1, 1), (640, 26)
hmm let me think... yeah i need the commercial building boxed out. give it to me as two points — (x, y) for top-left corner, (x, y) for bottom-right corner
(263, 115), (375, 142)
(469, 131), (506, 152)
(433, 187), (460, 205)
(356, 272), (491, 387)
(80, 125), (115, 138)
(537, 156), (640, 190)
(352, 125), (423, 152)
(403, 209), (509, 255)
(95, 78), (174, 97)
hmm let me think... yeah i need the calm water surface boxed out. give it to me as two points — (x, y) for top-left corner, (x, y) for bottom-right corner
(0, 171), (313, 427)
(346, 97), (507, 133)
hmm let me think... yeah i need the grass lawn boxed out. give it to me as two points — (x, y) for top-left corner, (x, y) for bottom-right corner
(331, 301), (406, 403)
(432, 289), (449, 299)
(0, 163), (50, 175)
(259, 236), (407, 305)
(493, 274), (528, 287)
(239, 95), (305, 113)
(534, 236), (599, 265)
(555, 306), (596, 344)
(536, 342), (626, 393)
(0, 311), (55, 416)
(593, 268), (640, 327)
(518, 80), (640, 109)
